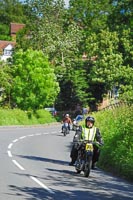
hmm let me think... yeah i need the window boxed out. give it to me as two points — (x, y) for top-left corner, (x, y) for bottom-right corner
(3, 49), (12, 56)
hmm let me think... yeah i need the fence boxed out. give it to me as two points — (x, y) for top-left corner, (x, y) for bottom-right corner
(98, 100), (131, 111)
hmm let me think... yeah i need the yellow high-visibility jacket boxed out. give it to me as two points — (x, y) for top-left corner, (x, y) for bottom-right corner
(80, 125), (104, 146)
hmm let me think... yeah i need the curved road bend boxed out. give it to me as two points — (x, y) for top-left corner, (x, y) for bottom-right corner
(0, 124), (132, 200)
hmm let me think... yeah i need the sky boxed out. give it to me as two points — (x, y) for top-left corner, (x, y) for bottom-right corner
(19, 0), (70, 9)
(64, 0), (69, 7)
(20, 0), (69, 7)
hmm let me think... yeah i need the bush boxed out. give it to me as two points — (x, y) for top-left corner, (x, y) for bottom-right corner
(0, 108), (57, 126)
(34, 109), (57, 124)
(93, 104), (133, 181)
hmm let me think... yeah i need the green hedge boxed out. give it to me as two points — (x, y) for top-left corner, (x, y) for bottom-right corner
(0, 108), (57, 126)
(93, 105), (133, 181)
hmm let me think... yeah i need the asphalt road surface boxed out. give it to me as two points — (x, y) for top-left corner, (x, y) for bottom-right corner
(0, 124), (132, 200)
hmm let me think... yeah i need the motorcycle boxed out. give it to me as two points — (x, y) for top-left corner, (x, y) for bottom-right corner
(72, 115), (83, 131)
(72, 119), (77, 131)
(75, 140), (93, 177)
(62, 122), (70, 136)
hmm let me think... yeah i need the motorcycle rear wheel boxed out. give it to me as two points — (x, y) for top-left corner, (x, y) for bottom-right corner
(75, 160), (82, 174)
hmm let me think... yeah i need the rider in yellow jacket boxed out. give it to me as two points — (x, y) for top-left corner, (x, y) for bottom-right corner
(69, 116), (104, 169)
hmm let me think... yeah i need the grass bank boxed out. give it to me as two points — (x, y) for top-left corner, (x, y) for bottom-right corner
(93, 104), (133, 182)
(0, 109), (58, 126)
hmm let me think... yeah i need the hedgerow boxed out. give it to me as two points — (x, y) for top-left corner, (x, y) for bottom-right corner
(93, 105), (133, 181)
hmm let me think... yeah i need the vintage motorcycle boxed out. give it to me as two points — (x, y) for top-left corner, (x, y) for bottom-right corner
(72, 115), (83, 131)
(62, 122), (70, 136)
(75, 140), (93, 177)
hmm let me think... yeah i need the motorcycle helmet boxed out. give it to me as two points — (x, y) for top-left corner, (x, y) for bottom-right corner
(85, 116), (95, 127)
(65, 114), (69, 117)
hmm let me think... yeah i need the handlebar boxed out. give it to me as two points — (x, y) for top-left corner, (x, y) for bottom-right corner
(76, 140), (103, 146)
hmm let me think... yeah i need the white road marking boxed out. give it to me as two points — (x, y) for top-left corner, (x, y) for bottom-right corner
(13, 139), (18, 143)
(8, 131), (56, 194)
(35, 133), (42, 136)
(12, 160), (25, 170)
(51, 131), (56, 134)
(7, 150), (12, 157)
(30, 176), (55, 194)
(19, 136), (26, 139)
(8, 143), (13, 149)
(28, 134), (34, 137)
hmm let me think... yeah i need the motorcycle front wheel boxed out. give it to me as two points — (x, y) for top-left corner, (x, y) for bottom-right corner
(76, 169), (81, 174)
(62, 128), (66, 136)
(84, 160), (92, 177)
(66, 128), (70, 134)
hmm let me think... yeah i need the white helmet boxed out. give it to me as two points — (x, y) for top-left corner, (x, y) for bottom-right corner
(65, 114), (69, 117)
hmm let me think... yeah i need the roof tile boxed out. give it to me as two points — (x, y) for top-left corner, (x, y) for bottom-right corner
(0, 40), (16, 51)
(10, 23), (25, 34)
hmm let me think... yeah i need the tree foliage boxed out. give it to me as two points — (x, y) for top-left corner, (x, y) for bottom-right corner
(0, 0), (27, 24)
(69, 0), (111, 33)
(108, 0), (133, 31)
(17, 0), (84, 109)
(0, 0), (28, 40)
(10, 49), (60, 110)
(0, 0), (132, 110)
(19, 0), (83, 66)
(0, 62), (12, 106)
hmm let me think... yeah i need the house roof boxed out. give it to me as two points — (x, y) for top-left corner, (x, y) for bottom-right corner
(0, 40), (16, 51)
(10, 23), (25, 34)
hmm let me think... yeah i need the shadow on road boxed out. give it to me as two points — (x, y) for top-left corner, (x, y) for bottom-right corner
(8, 179), (133, 200)
(7, 185), (90, 200)
(7, 161), (133, 200)
(17, 155), (69, 166)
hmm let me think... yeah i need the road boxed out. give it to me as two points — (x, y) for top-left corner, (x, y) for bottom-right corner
(0, 124), (132, 200)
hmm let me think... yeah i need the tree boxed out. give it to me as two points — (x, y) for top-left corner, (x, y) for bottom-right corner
(10, 49), (60, 110)
(0, 61), (12, 107)
(116, 66), (133, 103)
(18, 0), (83, 66)
(68, 0), (111, 33)
(16, 0), (84, 110)
(14, 0), (133, 109)
(0, 24), (11, 40)
(84, 29), (133, 106)
(108, 0), (133, 31)
(118, 28), (133, 68)
(0, 0), (27, 24)
(0, 0), (28, 40)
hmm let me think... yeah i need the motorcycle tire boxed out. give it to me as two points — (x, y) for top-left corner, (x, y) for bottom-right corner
(72, 125), (76, 131)
(62, 128), (66, 136)
(75, 160), (82, 174)
(66, 129), (70, 134)
(76, 169), (81, 174)
(84, 160), (92, 177)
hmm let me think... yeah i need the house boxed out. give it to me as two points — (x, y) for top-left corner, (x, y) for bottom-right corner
(0, 40), (16, 61)
(10, 23), (25, 41)
(0, 23), (25, 61)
